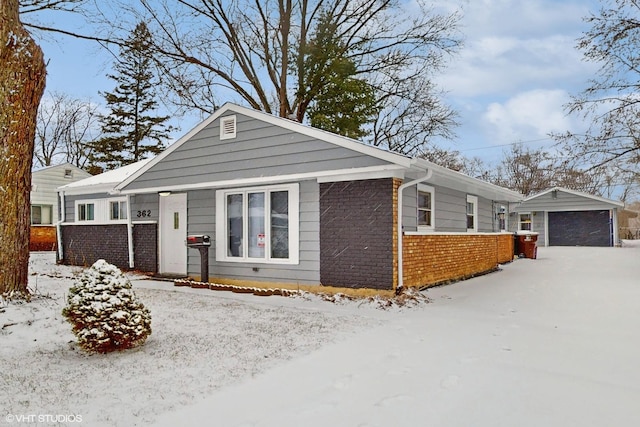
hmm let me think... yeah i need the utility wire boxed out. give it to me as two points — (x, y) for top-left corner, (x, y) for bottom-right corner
(460, 137), (555, 152)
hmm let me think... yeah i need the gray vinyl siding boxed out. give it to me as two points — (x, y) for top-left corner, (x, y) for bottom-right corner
(401, 185), (418, 230)
(130, 193), (159, 222)
(478, 197), (493, 232)
(434, 187), (467, 231)
(402, 184), (503, 233)
(187, 180), (320, 285)
(123, 113), (389, 191)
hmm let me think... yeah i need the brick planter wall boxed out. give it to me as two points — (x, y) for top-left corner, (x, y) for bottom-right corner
(402, 233), (514, 288)
(320, 179), (395, 290)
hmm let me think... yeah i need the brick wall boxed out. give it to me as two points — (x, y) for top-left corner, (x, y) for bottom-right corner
(61, 224), (158, 273)
(133, 223), (157, 273)
(30, 226), (56, 251)
(320, 179), (395, 290)
(402, 233), (514, 288)
(61, 225), (129, 269)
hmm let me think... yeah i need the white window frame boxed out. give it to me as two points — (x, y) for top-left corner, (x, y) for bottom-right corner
(220, 115), (237, 140)
(109, 199), (128, 221)
(466, 195), (478, 232)
(216, 183), (299, 265)
(519, 212), (533, 231)
(76, 201), (96, 222)
(417, 184), (435, 232)
(74, 198), (128, 224)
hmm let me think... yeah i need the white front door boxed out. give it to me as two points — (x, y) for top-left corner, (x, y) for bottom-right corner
(159, 193), (187, 275)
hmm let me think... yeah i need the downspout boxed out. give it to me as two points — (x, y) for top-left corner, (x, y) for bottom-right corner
(397, 169), (433, 293)
(56, 190), (65, 260)
(126, 194), (135, 269)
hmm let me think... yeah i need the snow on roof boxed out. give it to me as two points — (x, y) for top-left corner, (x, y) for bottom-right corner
(58, 158), (153, 195)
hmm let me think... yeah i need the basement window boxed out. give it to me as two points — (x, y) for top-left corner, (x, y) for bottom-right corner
(220, 115), (237, 140)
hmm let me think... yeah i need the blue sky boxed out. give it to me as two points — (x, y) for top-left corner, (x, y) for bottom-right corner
(29, 0), (602, 165)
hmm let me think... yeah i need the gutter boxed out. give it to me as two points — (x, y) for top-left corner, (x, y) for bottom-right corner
(397, 169), (433, 293)
(56, 191), (65, 260)
(126, 194), (135, 268)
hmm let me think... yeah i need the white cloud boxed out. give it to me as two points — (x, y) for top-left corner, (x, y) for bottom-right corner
(436, 0), (600, 98)
(481, 89), (585, 144)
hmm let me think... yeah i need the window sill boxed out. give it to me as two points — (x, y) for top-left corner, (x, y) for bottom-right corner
(218, 257), (299, 266)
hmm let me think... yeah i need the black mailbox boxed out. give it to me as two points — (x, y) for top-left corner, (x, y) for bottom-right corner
(186, 234), (211, 247)
(186, 235), (211, 282)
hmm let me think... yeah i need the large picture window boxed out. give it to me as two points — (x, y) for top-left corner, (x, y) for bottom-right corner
(216, 183), (299, 264)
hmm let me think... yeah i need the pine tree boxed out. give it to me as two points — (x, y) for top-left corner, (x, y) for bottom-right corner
(300, 12), (380, 140)
(62, 260), (152, 353)
(91, 22), (173, 171)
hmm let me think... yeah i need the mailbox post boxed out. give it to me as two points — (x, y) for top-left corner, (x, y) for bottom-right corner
(186, 235), (211, 282)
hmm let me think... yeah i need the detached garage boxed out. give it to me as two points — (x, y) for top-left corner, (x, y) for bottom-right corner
(511, 187), (624, 247)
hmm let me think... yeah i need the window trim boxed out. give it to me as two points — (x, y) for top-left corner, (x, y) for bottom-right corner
(216, 183), (299, 265)
(417, 184), (435, 232)
(76, 201), (96, 222)
(519, 212), (533, 231)
(73, 198), (128, 224)
(109, 198), (128, 221)
(466, 195), (478, 232)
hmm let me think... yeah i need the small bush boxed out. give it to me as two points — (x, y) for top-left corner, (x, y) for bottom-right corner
(62, 260), (152, 353)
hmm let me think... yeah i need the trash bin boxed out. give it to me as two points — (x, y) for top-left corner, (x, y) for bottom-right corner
(515, 231), (539, 259)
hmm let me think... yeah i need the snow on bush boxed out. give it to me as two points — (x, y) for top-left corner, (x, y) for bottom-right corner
(62, 260), (152, 353)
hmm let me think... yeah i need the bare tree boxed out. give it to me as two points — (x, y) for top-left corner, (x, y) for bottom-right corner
(1, 0), (47, 299)
(487, 145), (600, 197)
(419, 146), (465, 172)
(104, 0), (461, 155)
(557, 0), (640, 184)
(34, 92), (101, 169)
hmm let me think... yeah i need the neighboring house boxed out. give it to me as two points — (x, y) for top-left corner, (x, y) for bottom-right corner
(57, 103), (522, 292)
(30, 163), (91, 251)
(510, 187), (624, 247)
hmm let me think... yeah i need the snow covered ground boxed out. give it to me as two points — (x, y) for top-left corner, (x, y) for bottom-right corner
(2, 243), (639, 426)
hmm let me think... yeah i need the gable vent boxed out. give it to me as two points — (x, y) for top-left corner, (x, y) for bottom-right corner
(220, 115), (237, 140)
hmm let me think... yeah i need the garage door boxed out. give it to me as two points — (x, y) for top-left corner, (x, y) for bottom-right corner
(548, 210), (611, 247)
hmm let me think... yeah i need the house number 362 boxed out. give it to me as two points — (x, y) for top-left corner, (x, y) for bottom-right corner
(136, 210), (152, 218)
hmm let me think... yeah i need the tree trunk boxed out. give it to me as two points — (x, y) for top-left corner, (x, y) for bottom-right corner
(0, 0), (46, 299)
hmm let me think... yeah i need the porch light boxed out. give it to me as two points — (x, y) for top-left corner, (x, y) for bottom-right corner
(158, 191), (172, 197)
